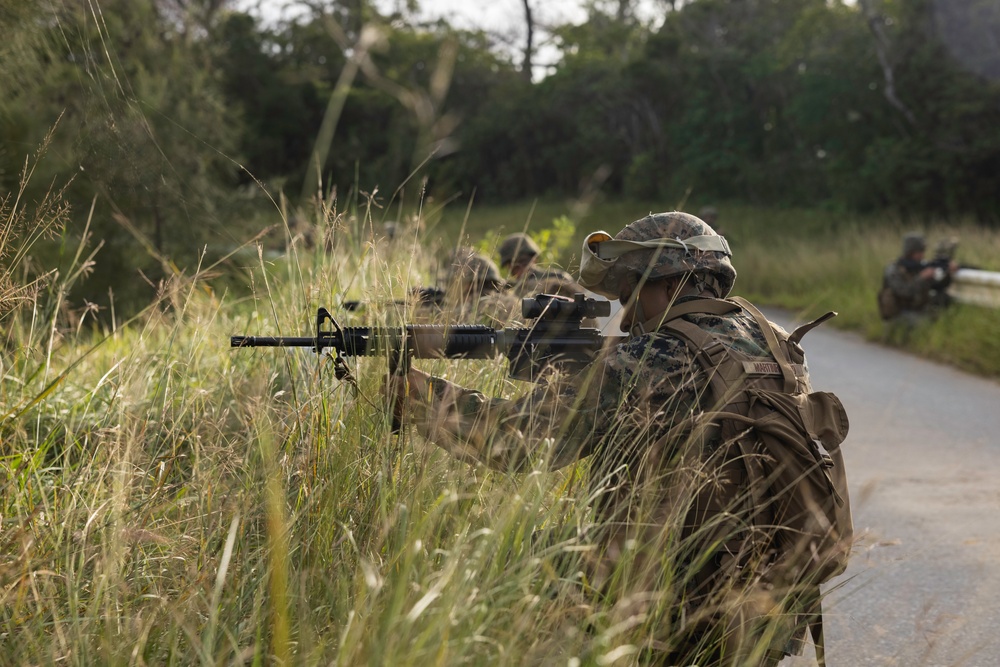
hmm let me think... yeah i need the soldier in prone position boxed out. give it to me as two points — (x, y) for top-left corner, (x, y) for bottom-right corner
(444, 248), (522, 327)
(498, 232), (581, 297)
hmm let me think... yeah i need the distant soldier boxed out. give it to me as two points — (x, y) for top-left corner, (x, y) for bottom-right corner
(446, 249), (521, 326)
(498, 232), (581, 297)
(498, 233), (600, 327)
(927, 237), (960, 309)
(698, 206), (723, 236)
(878, 232), (957, 324)
(382, 221), (399, 241)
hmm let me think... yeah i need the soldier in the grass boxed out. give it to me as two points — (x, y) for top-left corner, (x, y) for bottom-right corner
(497, 232), (601, 327)
(878, 232), (959, 324)
(699, 206), (724, 236)
(390, 212), (850, 666)
(498, 232), (583, 297)
(444, 248), (521, 326)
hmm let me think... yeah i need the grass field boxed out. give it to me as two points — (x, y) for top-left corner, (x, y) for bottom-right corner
(3, 191), (999, 664)
(432, 198), (1000, 377)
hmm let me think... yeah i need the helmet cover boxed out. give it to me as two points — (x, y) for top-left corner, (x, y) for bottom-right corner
(579, 211), (735, 299)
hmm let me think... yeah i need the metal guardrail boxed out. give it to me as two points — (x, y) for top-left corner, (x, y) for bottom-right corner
(594, 270), (1000, 330)
(950, 269), (1000, 308)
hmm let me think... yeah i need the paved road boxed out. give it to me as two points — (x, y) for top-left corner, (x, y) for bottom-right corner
(765, 311), (1000, 667)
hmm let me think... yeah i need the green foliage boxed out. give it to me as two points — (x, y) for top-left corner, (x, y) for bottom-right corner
(729, 205), (1000, 376)
(5, 193), (998, 663)
(4, 0), (1000, 316)
(5, 1), (1000, 657)
(533, 215), (577, 265)
(1, 0), (246, 314)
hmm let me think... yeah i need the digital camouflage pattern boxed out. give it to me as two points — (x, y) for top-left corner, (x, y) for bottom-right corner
(410, 297), (805, 663)
(412, 298), (784, 469)
(512, 265), (579, 296)
(582, 212), (736, 300)
(439, 250), (522, 326)
(882, 257), (933, 314)
(408, 213), (849, 664)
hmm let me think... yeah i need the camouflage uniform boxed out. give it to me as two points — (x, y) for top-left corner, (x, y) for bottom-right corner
(412, 214), (806, 665)
(881, 233), (950, 324)
(515, 265), (580, 296)
(444, 249), (522, 327)
(412, 299), (784, 485)
(498, 232), (581, 297)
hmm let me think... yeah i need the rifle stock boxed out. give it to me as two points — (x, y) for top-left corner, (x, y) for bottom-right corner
(231, 293), (624, 381)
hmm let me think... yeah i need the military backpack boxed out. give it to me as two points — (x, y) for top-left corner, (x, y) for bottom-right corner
(657, 297), (852, 666)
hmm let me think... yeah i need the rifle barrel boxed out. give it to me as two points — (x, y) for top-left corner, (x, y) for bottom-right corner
(231, 336), (316, 347)
(230, 325), (500, 357)
(230, 296), (623, 381)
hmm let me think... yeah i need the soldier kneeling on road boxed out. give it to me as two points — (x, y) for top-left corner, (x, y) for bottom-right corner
(878, 232), (959, 326)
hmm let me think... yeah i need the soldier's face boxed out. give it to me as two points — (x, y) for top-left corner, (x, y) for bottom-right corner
(617, 276), (634, 308)
(618, 276), (682, 332)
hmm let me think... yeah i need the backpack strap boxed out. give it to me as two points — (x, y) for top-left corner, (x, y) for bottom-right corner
(728, 297), (798, 393)
(654, 298), (806, 410)
(661, 317), (745, 407)
(633, 297), (740, 334)
(804, 586), (827, 667)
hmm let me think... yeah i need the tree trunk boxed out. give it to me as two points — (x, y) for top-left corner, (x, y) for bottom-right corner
(857, 0), (918, 129)
(521, 0), (534, 82)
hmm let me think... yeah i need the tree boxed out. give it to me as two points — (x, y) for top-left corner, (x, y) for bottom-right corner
(1, 0), (242, 311)
(520, 0), (535, 82)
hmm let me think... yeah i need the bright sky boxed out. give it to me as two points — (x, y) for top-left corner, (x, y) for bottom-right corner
(238, 0), (666, 76)
(239, 0), (662, 28)
(411, 0), (665, 68)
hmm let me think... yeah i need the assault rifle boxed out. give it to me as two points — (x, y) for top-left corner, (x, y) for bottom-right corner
(342, 286), (445, 312)
(231, 293), (622, 382)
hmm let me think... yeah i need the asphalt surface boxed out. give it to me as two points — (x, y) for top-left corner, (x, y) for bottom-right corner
(764, 311), (1000, 667)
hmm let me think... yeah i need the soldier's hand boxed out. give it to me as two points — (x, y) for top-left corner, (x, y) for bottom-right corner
(382, 367), (431, 428)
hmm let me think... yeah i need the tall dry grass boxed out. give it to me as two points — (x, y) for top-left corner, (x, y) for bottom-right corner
(437, 199), (1000, 377)
(0, 192), (642, 665)
(6, 177), (860, 665)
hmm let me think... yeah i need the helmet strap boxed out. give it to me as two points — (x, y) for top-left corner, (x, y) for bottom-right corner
(628, 274), (697, 336)
(629, 299), (648, 336)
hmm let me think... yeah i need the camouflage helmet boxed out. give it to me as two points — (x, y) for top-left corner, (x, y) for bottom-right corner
(579, 212), (735, 299)
(498, 233), (540, 269)
(933, 236), (958, 260)
(447, 249), (505, 293)
(902, 232), (926, 256)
